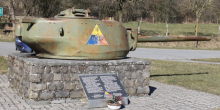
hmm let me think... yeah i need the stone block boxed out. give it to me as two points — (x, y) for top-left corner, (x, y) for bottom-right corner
(22, 71), (28, 79)
(51, 66), (60, 73)
(42, 74), (53, 82)
(48, 83), (56, 90)
(115, 66), (123, 71)
(70, 66), (78, 73)
(53, 73), (62, 81)
(130, 65), (137, 70)
(135, 79), (144, 87)
(124, 72), (131, 79)
(55, 91), (69, 98)
(117, 72), (125, 80)
(75, 81), (83, 90)
(19, 61), (24, 69)
(30, 83), (46, 91)
(135, 65), (144, 70)
(29, 91), (39, 99)
(142, 71), (150, 78)
(143, 65), (150, 72)
(108, 66), (115, 71)
(64, 83), (75, 90)
(137, 87), (150, 94)
(125, 87), (137, 95)
(24, 63), (30, 72)
(78, 65), (86, 73)
(60, 66), (68, 74)
(44, 66), (51, 74)
(29, 74), (41, 83)
(15, 67), (19, 74)
(142, 79), (150, 87)
(63, 73), (71, 81)
(131, 71), (142, 79)
(71, 74), (79, 81)
(39, 91), (54, 100)
(56, 82), (64, 90)
(70, 91), (83, 98)
(86, 66), (94, 71)
(100, 65), (107, 72)
(123, 80), (135, 88)
(31, 65), (44, 74)
(123, 65), (130, 71)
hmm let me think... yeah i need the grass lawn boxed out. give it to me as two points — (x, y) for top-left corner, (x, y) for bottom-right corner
(123, 22), (220, 50)
(149, 59), (220, 96)
(0, 56), (8, 74)
(0, 23), (15, 42)
(0, 34), (15, 42)
(123, 22), (219, 37)
(192, 58), (220, 62)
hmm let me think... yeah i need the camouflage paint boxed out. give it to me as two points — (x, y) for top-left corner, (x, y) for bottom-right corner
(14, 8), (211, 60)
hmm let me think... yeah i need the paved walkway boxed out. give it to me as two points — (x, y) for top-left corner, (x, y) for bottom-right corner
(1, 75), (220, 110)
(128, 48), (220, 64)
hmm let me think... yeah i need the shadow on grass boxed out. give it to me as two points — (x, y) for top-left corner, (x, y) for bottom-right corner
(140, 30), (163, 36)
(181, 32), (218, 37)
(150, 72), (208, 77)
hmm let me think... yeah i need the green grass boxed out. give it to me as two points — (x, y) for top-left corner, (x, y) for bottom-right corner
(0, 23), (15, 42)
(123, 22), (220, 50)
(123, 22), (219, 37)
(149, 59), (220, 96)
(192, 58), (220, 62)
(0, 35), (15, 42)
(0, 56), (8, 74)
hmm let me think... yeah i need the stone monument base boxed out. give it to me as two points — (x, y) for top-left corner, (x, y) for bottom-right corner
(7, 53), (150, 105)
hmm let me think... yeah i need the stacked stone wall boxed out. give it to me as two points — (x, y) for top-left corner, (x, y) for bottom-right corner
(7, 53), (150, 104)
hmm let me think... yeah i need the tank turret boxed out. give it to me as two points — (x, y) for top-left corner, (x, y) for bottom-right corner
(14, 8), (211, 60)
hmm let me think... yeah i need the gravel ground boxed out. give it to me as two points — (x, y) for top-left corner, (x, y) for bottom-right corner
(1, 75), (220, 110)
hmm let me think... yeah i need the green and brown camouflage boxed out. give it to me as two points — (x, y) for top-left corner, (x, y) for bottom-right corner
(14, 8), (211, 60)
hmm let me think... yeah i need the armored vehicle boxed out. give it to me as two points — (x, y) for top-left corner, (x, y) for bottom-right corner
(14, 8), (211, 59)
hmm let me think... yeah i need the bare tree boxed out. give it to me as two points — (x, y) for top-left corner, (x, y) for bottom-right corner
(21, 0), (37, 17)
(186, 0), (212, 47)
(212, 0), (220, 24)
(9, 0), (15, 20)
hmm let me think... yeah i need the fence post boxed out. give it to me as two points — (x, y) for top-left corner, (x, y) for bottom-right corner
(166, 24), (169, 36)
(138, 17), (142, 35)
(218, 26), (220, 37)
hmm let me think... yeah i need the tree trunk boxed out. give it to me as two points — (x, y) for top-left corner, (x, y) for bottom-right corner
(9, 0), (15, 20)
(153, 15), (154, 23)
(119, 11), (122, 23)
(195, 17), (199, 48)
(138, 17), (142, 35)
(118, 0), (123, 23)
(9, 0), (15, 38)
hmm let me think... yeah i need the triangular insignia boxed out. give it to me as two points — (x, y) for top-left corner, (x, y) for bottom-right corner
(104, 91), (111, 97)
(86, 25), (108, 45)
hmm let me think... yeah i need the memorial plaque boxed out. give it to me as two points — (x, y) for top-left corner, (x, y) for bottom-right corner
(78, 73), (128, 108)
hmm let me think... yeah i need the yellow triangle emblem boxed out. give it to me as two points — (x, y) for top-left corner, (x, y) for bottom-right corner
(86, 25), (108, 45)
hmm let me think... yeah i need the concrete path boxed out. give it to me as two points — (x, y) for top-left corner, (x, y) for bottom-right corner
(1, 74), (220, 110)
(0, 42), (17, 57)
(1, 42), (220, 109)
(2, 41), (220, 62)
